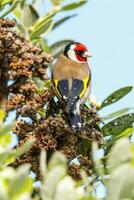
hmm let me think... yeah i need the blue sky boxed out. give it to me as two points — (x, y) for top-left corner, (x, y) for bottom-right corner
(47, 0), (134, 115)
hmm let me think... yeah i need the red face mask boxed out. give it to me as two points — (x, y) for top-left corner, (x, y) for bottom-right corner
(74, 44), (88, 62)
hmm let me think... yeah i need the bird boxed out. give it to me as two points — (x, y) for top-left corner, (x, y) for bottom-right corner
(52, 42), (92, 131)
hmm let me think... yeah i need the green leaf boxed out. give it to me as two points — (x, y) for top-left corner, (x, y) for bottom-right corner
(41, 152), (67, 200)
(102, 113), (134, 136)
(16, 22), (26, 34)
(116, 128), (134, 139)
(13, 6), (22, 20)
(30, 10), (56, 40)
(0, 0), (11, 7)
(101, 107), (133, 121)
(20, 0), (27, 8)
(0, 109), (5, 122)
(13, 138), (36, 158)
(48, 152), (66, 170)
(101, 86), (133, 108)
(62, 1), (87, 11)
(0, 132), (12, 149)
(30, 19), (53, 40)
(0, 139), (35, 166)
(41, 166), (66, 200)
(53, 14), (77, 30)
(107, 164), (134, 200)
(14, 3), (39, 30)
(0, 151), (15, 165)
(108, 138), (131, 171)
(40, 151), (47, 179)
(9, 165), (33, 198)
(0, 0), (20, 17)
(55, 176), (78, 200)
(44, 79), (51, 89)
(0, 124), (13, 135)
(92, 142), (106, 182)
(50, 0), (64, 6)
(29, 5), (39, 23)
(0, 168), (12, 198)
(33, 77), (44, 89)
(31, 0), (40, 10)
(51, 39), (74, 58)
(21, 4), (36, 28)
(39, 38), (51, 53)
(31, 10), (57, 30)
(0, 189), (7, 200)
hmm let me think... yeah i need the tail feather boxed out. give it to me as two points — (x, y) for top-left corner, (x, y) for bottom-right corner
(66, 79), (83, 112)
(69, 112), (83, 132)
(66, 96), (79, 113)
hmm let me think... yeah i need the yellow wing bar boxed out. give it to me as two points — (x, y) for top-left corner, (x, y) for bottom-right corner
(53, 79), (62, 98)
(79, 76), (90, 98)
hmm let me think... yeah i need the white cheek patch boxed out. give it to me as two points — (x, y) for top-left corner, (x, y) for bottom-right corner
(67, 44), (85, 63)
(68, 49), (78, 62)
(70, 44), (76, 50)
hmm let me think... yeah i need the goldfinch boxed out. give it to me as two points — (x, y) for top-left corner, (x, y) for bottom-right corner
(52, 42), (92, 131)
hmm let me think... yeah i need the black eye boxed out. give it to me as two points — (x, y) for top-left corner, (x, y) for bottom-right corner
(75, 50), (83, 55)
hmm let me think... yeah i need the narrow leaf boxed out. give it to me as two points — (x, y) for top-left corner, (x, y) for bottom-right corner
(50, 0), (63, 6)
(40, 151), (47, 179)
(48, 152), (66, 170)
(44, 79), (51, 89)
(13, 6), (22, 20)
(41, 166), (66, 200)
(0, 124), (13, 135)
(107, 164), (134, 200)
(13, 138), (36, 158)
(9, 165), (33, 197)
(31, 0), (40, 10)
(30, 19), (53, 40)
(31, 10), (57, 30)
(116, 128), (134, 139)
(53, 14), (77, 30)
(101, 86), (133, 108)
(62, 1), (87, 11)
(108, 138), (131, 171)
(0, 0), (20, 17)
(101, 107), (133, 121)
(102, 113), (134, 136)
(0, 151), (15, 165)
(39, 38), (51, 53)
(33, 77), (44, 89)
(0, 0), (11, 7)
(29, 5), (39, 22)
(0, 132), (12, 149)
(0, 109), (5, 122)
(16, 23), (26, 34)
(21, 4), (34, 28)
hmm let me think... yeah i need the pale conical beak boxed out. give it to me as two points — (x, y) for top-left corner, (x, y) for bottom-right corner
(83, 51), (92, 58)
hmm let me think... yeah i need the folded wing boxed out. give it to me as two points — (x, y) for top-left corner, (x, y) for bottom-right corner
(53, 78), (89, 112)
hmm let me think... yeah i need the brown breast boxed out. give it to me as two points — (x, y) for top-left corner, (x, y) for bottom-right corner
(52, 54), (90, 81)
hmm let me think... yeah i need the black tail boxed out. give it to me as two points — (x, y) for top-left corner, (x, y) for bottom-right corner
(69, 111), (83, 132)
(66, 79), (83, 113)
(66, 96), (78, 113)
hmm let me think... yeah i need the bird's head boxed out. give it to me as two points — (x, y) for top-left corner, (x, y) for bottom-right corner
(63, 42), (92, 63)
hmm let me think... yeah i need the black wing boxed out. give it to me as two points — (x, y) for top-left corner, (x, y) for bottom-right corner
(57, 79), (84, 111)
